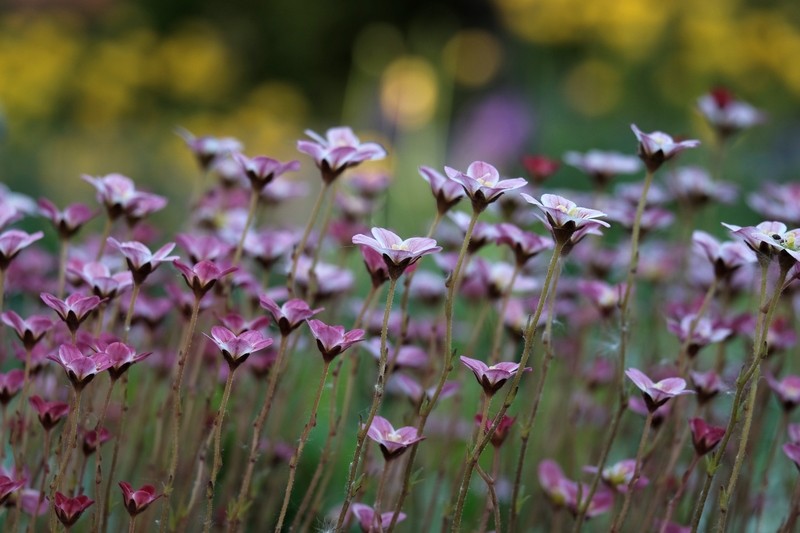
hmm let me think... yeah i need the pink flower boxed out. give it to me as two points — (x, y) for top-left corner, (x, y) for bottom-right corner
(352, 227), (441, 280)
(297, 126), (386, 184)
(521, 193), (609, 246)
(0, 202), (22, 230)
(475, 414), (515, 447)
(521, 154), (560, 183)
(29, 395), (70, 431)
(692, 230), (756, 280)
(82, 426), (111, 455)
(107, 238), (178, 284)
(666, 314), (731, 357)
(690, 370), (727, 404)
(0, 474), (25, 505)
(364, 339), (428, 370)
(583, 459), (648, 493)
(177, 128), (243, 170)
(38, 198), (96, 239)
(365, 415), (425, 460)
(748, 182), (800, 227)
(669, 167), (737, 207)
(697, 87), (765, 138)
(357, 244), (390, 288)
(723, 221), (800, 267)
(175, 233), (232, 263)
(625, 368), (693, 412)
(1, 311), (53, 349)
(72, 261), (133, 300)
(578, 280), (626, 318)
(104, 342), (152, 380)
(351, 502), (406, 532)
(0, 369), (24, 405)
(766, 374), (800, 411)
(563, 149), (641, 187)
(82, 173), (165, 221)
(259, 296), (323, 336)
(390, 374), (459, 404)
(232, 152), (300, 191)
(630, 124), (701, 172)
(538, 459), (572, 508)
(118, 482), (163, 517)
(785, 442), (800, 470)
(41, 292), (103, 334)
(444, 161), (528, 212)
(47, 344), (113, 391)
(53, 492), (94, 528)
(460, 355), (532, 396)
(496, 223), (553, 266)
(0, 229), (44, 270)
(419, 165), (465, 214)
(206, 326), (274, 370)
(215, 312), (270, 335)
(689, 418), (725, 456)
(306, 319), (365, 362)
(174, 259), (237, 299)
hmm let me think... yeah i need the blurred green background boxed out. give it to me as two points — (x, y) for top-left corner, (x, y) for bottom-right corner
(2, 0), (800, 229)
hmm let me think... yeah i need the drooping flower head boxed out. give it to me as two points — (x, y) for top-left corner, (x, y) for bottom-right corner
(306, 319), (365, 362)
(521, 193), (609, 247)
(0, 229), (44, 270)
(259, 296), (323, 336)
(297, 126), (387, 184)
(206, 326), (274, 370)
(107, 238), (178, 285)
(460, 355), (532, 396)
(352, 227), (441, 280)
(630, 124), (700, 172)
(41, 292), (103, 334)
(38, 199), (96, 240)
(53, 492), (94, 528)
(232, 153), (301, 191)
(365, 415), (425, 461)
(625, 368), (693, 412)
(419, 165), (465, 215)
(48, 344), (112, 391)
(689, 417), (726, 456)
(118, 482), (163, 517)
(444, 161), (528, 213)
(697, 87), (765, 139)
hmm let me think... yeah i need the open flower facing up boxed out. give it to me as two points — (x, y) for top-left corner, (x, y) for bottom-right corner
(419, 165), (465, 215)
(82, 173), (166, 223)
(366, 415), (425, 460)
(578, 280), (626, 318)
(521, 193), (610, 246)
(48, 344), (113, 391)
(444, 161), (528, 212)
(723, 221), (800, 269)
(584, 459), (649, 493)
(689, 417), (726, 456)
(0, 369), (24, 405)
(118, 482), (163, 517)
(667, 314), (732, 357)
(669, 167), (737, 207)
(630, 124), (701, 172)
(175, 233), (231, 263)
(107, 238), (178, 285)
(766, 374), (800, 411)
(38, 199), (96, 240)
(53, 492), (94, 528)
(391, 374), (460, 405)
(104, 341), (152, 380)
(351, 503), (406, 533)
(259, 296), (323, 336)
(306, 319), (365, 362)
(177, 129), (243, 171)
(690, 370), (727, 404)
(460, 355), (532, 396)
(625, 368), (693, 412)
(352, 227), (441, 280)
(297, 126), (386, 184)
(697, 87), (765, 139)
(41, 292), (103, 334)
(692, 230), (756, 281)
(563, 149), (641, 188)
(1, 311), (53, 350)
(748, 182), (800, 227)
(174, 260), (237, 300)
(232, 153), (300, 191)
(29, 395), (70, 431)
(496, 223), (554, 266)
(206, 326), (274, 370)
(0, 229), (44, 270)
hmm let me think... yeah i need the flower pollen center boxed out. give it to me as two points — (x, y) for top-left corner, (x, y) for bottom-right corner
(386, 431), (403, 443)
(391, 243), (410, 251)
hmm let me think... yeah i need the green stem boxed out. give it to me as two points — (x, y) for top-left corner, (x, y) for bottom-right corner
(287, 182), (329, 297)
(232, 188), (259, 267)
(610, 410), (654, 532)
(203, 367), (237, 533)
(57, 238), (69, 299)
(95, 217), (114, 261)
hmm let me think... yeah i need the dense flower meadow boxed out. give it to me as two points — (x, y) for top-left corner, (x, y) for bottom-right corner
(1, 88), (800, 532)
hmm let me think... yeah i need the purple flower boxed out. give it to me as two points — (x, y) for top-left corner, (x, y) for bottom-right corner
(82, 426), (111, 455)
(766, 374), (800, 411)
(669, 167), (737, 207)
(521, 193), (609, 246)
(206, 325), (274, 370)
(522, 154), (560, 183)
(666, 314), (731, 357)
(689, 418), (726, 456)
(297, 126), (387, 184)
(496, 223), (553, 266)
(103, 342), (152, 380)
(390, 374), (459, 404)
(0, 369), (24, 405)
(1, 311), (53, 350)
(0, 229), (43, 270)
(539, 459), (572, 508)
(352, 227), (441, 280)
(692, 230), (756, 280)
(690, 370), (727, 404)
(73, 261), (133, 300)
(723, 221), (800, 268)
(292, 255), (354, 301)
(625, 368), (693, 412)
(48, 344), (112, 391)
(364, 339), (428, 370)
(448, 211), (499, 253)
(565, 482), (615, 519)
(357, 245), (390, 288)
(41, 292), (103, 334)
(460, 355), (532, 396)
(0, 474), (25, 505)
(630, 124), (701, 172)
(29, 395), (70, 431)
(38, 199), (96, 239)
(175, 233), (232, 263)
(118, 482), (163, 517)
(444, 161), (528, 212)
(232, 152), (300, 191)
(107, 238), (178, 285)
(82, 173), (165, 222)
(54, 492), (94, 528)
(259, 296), (323, 336)
(748, 182), (800, 227)
(578, 280), (626, 318)
(475, 413), (515, 447)
(419, 165), (465, 214)
(583, 459), (649, 493)
(174, 259), (237, 299)
(351, 503), (406, 532)
(0, 202), (22, 230)
(784, 442), (800, 470)
(177, 128), (243, 170)
(306, 319), (365, 362)
(563, 149), (641, 187)
(789, 423), (800, 444)
(365, 415), (425, 460)
(697, 87), (765, 139)
(215, 312), (270, 335)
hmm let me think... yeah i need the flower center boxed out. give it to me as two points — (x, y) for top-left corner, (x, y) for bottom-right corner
(391, 243), (410, 251)
(475, 173), (494, 187)
(386, 431), (403, 443)
(555, 204), (578, 216)
(649, 132), (673, 147)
